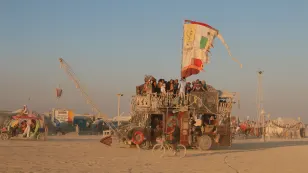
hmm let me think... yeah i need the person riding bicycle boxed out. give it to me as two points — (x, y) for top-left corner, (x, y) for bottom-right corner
(167, 120), (180, 153)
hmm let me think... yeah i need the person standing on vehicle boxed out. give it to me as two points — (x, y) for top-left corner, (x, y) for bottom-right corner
(20, 105), (29, 116)
(178, 77), (186, 105)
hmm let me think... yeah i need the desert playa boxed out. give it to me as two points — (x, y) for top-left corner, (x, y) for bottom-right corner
(1, 135), (307, 173)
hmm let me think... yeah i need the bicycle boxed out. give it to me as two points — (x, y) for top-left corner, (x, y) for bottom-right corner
(152, 134), (186, 158)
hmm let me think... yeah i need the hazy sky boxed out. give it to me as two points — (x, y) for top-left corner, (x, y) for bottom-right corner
(1, 1), (308, 121)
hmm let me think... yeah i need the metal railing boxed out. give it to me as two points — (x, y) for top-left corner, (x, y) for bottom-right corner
(131, 92), (234, 114)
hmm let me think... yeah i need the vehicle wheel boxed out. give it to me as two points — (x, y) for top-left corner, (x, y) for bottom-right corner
(1, 133), (9, 140)
(37, 133), (46, 141)
(139, 140), (150, 150)
(175, 144), (187, 158)
(152, 144), (165, 158)
(165, 144), (176, 157)
(132, 130), (145, 145)
(198, 135), (212, 151)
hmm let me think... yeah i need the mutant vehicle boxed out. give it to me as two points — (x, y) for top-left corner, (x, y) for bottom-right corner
(116, 76), (238, 150)
(0, 113), (46, 141)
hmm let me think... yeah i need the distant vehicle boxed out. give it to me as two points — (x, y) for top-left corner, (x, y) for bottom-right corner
(0, 115), (46, 141)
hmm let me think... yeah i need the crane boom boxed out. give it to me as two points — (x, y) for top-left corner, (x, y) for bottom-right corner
(58, 58), (125, 139)
(59, 58), (107, 119)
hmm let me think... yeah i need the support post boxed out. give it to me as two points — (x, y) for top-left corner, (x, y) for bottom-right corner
(117, 93), (123, 126)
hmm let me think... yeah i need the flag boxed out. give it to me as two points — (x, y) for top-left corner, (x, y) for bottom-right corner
(56, 88), (63, 98)
(100, 136), (112, 146)
(181, 20), (218, 78)
(181, 20), (242, 78)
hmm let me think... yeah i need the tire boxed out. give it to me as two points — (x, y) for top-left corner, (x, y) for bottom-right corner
(152, 144), (166, 158)
(1, 133), (9, 140)
(198, 135), (212, 151)
(175, 144), (187, 158)
(132, 130), (145, 145)
(165, 144), (175, 157)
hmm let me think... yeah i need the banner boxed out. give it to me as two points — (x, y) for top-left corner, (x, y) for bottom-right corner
(181, 20), (218, 78)
(181, 20), (242, 78)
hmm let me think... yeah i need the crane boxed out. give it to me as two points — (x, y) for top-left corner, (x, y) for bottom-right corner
(58, 58), (126, 140)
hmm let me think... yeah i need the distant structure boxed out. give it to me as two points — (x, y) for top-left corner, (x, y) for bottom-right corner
(256, 70), (264, 127)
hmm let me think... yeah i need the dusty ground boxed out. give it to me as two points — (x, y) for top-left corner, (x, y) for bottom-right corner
(1, 135), (308, 173)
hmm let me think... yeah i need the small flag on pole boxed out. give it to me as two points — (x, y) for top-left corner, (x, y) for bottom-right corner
(56, 88), (63, 98)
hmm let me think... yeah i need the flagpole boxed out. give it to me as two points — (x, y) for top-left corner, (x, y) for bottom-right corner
(180, 20), (185, 78)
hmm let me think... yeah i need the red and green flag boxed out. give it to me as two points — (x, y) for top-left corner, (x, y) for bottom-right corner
(181, 20), (242, 78)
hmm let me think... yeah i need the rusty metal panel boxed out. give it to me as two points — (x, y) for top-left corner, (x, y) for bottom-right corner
(179, 112), (189, 146)
(189, 91), (218, 114)
(218, 116), (231, 146)
(164, 111), (190, 147)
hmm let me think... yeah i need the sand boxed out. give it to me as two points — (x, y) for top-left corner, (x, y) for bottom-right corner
(1, 135), (308, 173)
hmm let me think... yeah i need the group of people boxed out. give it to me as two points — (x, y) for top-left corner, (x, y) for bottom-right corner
(138, 77), (209, 97)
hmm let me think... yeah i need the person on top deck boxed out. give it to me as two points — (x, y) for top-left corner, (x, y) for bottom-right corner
(201, 80), (208, 91)
(193, 79), (206, 92)
(178, 77), (186, 105)
(167, 80), (174, 95)
(185, 82), (192, 94)
(143, 78), (153, 95)
(152, 80), (160, 94)
(173, 79), (179, 95)
(178, 77), (186, 97)
(161, 83), (166, 95)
